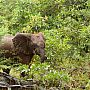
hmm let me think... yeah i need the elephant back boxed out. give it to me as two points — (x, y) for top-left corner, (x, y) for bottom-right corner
(0, 34), (14, 50)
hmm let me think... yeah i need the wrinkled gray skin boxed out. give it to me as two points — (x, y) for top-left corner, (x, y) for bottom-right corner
(0, 32), (47, 75)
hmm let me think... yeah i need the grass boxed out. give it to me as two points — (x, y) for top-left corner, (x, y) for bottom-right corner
(0, 58), (90, 90)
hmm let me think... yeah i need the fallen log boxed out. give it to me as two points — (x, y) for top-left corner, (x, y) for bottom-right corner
(0, 72), (39, 90)
(0, 72), (20, 85)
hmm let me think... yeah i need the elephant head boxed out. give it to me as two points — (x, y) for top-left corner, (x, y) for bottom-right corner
(12, 32), (47, 64)
(31, 32), (47, 63)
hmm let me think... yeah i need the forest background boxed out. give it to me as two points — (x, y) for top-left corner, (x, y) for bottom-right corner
(0, 0), (90, 89)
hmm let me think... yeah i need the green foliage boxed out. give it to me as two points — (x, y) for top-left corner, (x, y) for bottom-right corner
(15, 62), (70, 88)
(0, 0), (90, 89)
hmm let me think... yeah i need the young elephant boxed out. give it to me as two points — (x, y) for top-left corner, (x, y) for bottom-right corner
(0, 32), (47, 76)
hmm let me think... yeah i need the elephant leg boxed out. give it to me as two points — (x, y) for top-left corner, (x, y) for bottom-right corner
(20, 72), (26, 77)
(18, 53), (33, 77)
(3, 68), (10, 74)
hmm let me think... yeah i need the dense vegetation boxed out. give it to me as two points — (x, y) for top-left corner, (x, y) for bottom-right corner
(0, 0), (90, 89)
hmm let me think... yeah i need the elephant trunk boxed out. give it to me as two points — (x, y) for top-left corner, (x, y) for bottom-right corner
(39, 49), (47, 63)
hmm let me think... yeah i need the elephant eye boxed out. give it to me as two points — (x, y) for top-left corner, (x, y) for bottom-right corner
(39, 43), (45, 48)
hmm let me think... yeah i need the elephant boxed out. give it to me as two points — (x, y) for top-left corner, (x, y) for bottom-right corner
(0, 32), (47, 76)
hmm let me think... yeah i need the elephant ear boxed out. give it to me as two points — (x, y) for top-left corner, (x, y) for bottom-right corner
(12, 33), (32, 54)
